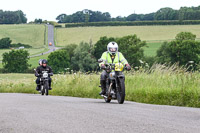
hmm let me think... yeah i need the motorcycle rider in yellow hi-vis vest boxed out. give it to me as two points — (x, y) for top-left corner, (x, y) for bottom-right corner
(99, 42), (131, 95)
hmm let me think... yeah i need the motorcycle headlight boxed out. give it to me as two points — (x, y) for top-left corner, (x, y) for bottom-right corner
(109, 72), (116, 78)
(43, 73), (48, 78)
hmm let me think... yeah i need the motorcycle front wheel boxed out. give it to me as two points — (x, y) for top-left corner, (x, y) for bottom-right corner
(41, 85), (44, 95)
(104, 81), (111, 103)
(44, 81), (49, 96)
(117, 78), (125, 104)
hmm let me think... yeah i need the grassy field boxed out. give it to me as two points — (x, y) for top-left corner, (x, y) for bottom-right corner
(0, 24), (46, 48)
(28, 53), (50, 68)
(1, 64), (200, 108)
(55, 25), (200, 46)
(0, 24), (49, 67)
(144, 42), (163, 56)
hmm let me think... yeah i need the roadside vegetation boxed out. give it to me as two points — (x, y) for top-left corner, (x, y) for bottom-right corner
(0, 22), (200, 108)
(1, 64), (200, 108)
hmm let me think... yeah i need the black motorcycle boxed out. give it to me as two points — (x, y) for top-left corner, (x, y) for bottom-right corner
(34, 69), (50, 96)
(98, 59), (128, 104)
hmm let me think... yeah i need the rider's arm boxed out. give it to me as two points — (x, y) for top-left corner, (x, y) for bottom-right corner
(99, 52), (107, 67)
(35, 66), (40, 77)
(119, 52), (128, 65)
(48, 66), (53, 76)
(119, 52), (131, 70)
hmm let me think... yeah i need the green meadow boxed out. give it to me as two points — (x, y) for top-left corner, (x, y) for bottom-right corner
(0, 24), (46, 48)
(0, 24), (48, 68)
(55, 25), (200, 46)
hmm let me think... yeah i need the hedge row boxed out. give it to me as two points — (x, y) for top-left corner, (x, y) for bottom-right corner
(64, 20), (200, 28)
(55, 25), (62, 28)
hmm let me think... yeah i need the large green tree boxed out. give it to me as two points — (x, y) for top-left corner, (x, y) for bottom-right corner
(156, 32), (200, 68)
(71, 42), (98, 72)
(48, 50), (70, 74)
(116, 35), (147, 66)
(62, 44), (78, 63)
(2, 49), (30, 73)
(94, 36), (115, 60)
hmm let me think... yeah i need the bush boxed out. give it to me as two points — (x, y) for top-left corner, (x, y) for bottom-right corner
(55, 25), (62, 28)
(175, 32), (196, 41)
(48, 50), (70, 74)
(61, 44), (78, 64)
(2, 49), (30, 73)
(116, 35), (147, 66)
(143, 56), (156, 68)
(0, 37), (12, 49)
(156, 32), (200, 69)
(11, 43), (32, 48)
(71, 42), (98, 72)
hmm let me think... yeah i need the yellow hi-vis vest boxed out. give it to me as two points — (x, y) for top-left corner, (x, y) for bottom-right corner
(99, 51), (128, 66)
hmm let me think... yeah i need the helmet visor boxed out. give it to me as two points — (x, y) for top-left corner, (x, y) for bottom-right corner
(109, 48), (117, 52)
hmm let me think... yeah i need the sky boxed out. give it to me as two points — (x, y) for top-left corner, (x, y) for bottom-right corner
(1, 0), (200, 22)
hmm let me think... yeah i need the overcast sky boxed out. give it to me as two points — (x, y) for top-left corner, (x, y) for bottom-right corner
(1, 0), (200, 22)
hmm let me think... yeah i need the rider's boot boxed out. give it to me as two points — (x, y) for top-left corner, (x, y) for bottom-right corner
(49, 82), (52, 90)
(36, 85), (40, 91)
(99, 80), (106, 95)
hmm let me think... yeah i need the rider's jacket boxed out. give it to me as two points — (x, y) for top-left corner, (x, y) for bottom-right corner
(35, 66), (53, 77)
(99, 51), (128, 66)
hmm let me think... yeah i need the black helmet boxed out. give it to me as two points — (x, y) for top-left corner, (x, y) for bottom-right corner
(42, 59), (48, 64)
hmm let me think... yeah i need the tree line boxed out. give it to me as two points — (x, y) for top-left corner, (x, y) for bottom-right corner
(64, 20), (200, 28)
(0, 10), (27, 24)
(56, 6), (200, 23)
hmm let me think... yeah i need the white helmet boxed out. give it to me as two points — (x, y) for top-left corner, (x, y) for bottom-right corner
(107, 42), (118, 55)
(38, 59), (43, 65)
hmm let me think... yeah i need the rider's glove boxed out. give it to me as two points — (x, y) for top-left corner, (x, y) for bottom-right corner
(101, 64), (106, 70)
(35, 73), (39, 77)
(125, 64), (131, 71)
(106, 66), (112, 73)
(49, 73), (53, 76)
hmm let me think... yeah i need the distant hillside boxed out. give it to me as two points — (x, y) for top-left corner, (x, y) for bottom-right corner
(0, 24), (46, 48)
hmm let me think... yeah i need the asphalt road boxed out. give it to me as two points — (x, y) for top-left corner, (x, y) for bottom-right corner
(0, 93), (200, 133)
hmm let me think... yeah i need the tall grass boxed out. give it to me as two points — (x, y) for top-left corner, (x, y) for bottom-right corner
(0, 64), (200, 107)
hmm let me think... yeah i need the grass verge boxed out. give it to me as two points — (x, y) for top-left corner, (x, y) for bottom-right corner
(0, 64), (200, 108)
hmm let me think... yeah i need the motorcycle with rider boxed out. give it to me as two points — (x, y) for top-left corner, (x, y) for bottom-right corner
(35, 59), (53, 96)
(99, 42), (131, 104)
